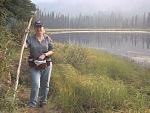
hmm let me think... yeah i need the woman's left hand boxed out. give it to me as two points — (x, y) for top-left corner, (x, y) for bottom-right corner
(39, 54), (46, 60)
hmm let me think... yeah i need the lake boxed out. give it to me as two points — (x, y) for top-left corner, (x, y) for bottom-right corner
(52, 32), (150, 67)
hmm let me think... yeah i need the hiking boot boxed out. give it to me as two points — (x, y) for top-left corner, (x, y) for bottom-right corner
(28, 102), (36, 108)
(39, 101), (47, 107)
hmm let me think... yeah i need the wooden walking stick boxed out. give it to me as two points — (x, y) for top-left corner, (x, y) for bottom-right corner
(12, 11), (36, 104)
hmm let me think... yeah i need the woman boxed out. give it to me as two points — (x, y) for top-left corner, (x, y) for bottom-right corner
(25, 20), (54, 107)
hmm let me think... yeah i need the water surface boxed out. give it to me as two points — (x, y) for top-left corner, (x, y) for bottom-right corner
(52, 32), (150, 67)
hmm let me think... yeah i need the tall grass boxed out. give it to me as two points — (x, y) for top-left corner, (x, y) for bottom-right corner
(52, 64), (126, 112)
(49, 43), (150, 113)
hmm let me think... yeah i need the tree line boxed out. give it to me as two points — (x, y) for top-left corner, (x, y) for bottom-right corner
(0, 0), (36, 26)
(37, 10), (150, 29)
(0, 0), (36, 42)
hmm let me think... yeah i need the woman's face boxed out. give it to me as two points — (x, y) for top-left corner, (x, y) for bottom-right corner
(35, 26), (45, 35)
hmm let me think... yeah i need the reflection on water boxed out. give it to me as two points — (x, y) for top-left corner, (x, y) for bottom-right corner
(52, 32), (150, 67)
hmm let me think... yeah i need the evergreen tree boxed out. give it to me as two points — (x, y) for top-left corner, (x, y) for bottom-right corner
(147, 12), (150, 27)
(0, 0), (36, 26)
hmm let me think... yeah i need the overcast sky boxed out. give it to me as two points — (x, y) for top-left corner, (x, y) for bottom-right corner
(31, 0), (150, 15)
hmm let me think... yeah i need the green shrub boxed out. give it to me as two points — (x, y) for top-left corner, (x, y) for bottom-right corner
(0, 26), (18, 112)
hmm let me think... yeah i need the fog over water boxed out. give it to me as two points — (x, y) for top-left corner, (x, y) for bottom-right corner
(31, 0), (150, 16)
